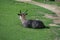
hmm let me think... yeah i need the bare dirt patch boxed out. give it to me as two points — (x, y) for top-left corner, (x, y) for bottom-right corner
(53, 20), (60, 24)
(44, 14), (58, 19)
(49, 24), (59, 26)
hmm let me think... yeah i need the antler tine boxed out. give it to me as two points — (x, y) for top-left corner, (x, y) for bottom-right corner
(20, 10), (21, 13)
(25, 10), (28, 13)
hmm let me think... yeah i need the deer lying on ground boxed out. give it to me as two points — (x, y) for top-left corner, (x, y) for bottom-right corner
(18, 10), (46, 29)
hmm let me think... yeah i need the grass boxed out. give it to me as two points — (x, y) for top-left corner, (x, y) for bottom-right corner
(33, 0), (60, 6)
(0, 0), (59, 40)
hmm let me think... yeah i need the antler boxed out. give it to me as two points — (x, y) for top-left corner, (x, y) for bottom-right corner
(25, 10), (28, 13)
(20, 10), (21, 13)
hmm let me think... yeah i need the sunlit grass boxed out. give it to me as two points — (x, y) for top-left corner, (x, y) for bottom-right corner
(0, 0), (56, 40)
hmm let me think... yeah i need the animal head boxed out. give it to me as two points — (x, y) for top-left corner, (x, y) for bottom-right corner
(18, 10), (28, 20)
(18, 10), (28, 16)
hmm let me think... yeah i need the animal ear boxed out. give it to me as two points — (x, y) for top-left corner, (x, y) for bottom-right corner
(18, 14), (20, 15)
(25, 13), (28, 15)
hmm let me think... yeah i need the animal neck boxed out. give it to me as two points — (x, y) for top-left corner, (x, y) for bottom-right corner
(19, 16), (27, 24)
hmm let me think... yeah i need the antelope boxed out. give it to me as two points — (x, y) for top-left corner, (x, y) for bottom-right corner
(18, 10), (46, 29)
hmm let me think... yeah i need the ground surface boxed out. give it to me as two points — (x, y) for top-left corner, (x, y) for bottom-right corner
(16, 0), (60, 40)
(0, 0), (60, 40)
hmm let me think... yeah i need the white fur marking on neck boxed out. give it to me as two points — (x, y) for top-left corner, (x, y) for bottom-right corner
(19, 16), (22, 19)
(19, 16), (25, 24)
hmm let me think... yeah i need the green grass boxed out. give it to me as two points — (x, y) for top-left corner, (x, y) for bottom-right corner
(0, 0), (58, 40)
(33, 0), (60, 6)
